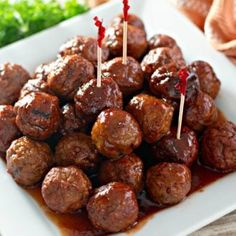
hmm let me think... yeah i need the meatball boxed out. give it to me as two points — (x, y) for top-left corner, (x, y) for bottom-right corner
(146, 162), (191, 205)
(55, 133), (99, 171)
(15, 92), (60, 140)
(91, 108), (142, 159)
(101, 57), (144, 96)
(6, 136), (53, 187)
(59, 36), (109, 65)
(148, 34), (178, 50)
(0, 105), (20, 152)
(42, 166), (92, 213)
(212, 109), (228, 127)
(87, 182), (138, 232)
(20, 78), (54, 99)
(33, 63), (52, 81)
(126, 94), (174, 143)
(47, 55), (94, 99)
(151, 127), (199, 167)
(184, 91), (218, 132)
(147, 62), (179, 90)
(188, 60), (221, 99)
(0, 63), (30, 105)
(20, 63), (55, 99)
(141, 47), (185, 78)
(201, 121), (236, 172)
(74, 77), (123, 122)
(110, 13), (145, 30)
(149, 63), (179, 94)
(99, 153), (144, 193)
(149, 66), (200, 107)
(19, 62), (54, 99)
(60, 103), (87, 135)
(105, 24), (147, 60)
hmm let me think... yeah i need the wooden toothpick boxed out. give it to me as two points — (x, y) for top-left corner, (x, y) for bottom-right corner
(122, 0), (130, 65)
(177, 94), (186, 139)
(97, 46), (102, 87)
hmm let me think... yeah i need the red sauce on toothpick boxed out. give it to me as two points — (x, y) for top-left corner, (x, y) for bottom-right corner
(94, 16), (106, 87)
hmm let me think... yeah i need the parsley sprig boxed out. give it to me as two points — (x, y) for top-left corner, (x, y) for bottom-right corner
(0, 0), (89, 48)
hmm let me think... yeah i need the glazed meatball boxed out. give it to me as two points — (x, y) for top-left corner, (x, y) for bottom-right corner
(42, 166), (92, 213)
(126, 94), (174, 143)
(59, 36), (109, 65)
(105, 24), (147, 59)
(20, 78), (54, 99)
(188, 60), (220, 99)
(91, 108), (142, 159)
(0, 105), (20, 152)
(110, 13), (145, 30)
(0, 63), (30, 105)
(55, 133), (99, 171)
(184, 91), (218, 132)
(87, 182), (138, 232)
(99, 153), (144, 193)
(47, 55), (94, 99)
(74, 77), (123, 122)
(201, 121), (236, 172)
(6, 136), (53, 187)
(146, 162), (191, 205)
(141, 47), (185, 78)
(15, 92), (60, 140)
(149, 63), (179, 93)
(60, 103), (87, 135)
(150, 66), (200, 107)
(148, 34), (178, 50)
(212, 109), (228, 127)
(147, 62), (179, 89)
(20, 63), (54, 99)
(151, 127), (199, 167)
(33, 63), (52, 81)
(101, 57), (144, 96)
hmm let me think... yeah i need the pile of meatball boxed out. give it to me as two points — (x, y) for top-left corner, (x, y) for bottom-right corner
(1, 13), (236, 234)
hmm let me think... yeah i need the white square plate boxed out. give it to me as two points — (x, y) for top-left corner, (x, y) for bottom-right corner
(1, 0), (236, 236)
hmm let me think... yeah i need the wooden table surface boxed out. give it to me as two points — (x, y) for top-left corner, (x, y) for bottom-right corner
(191, 211), (236, 235)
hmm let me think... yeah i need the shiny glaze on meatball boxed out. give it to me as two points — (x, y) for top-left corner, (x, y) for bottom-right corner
(91, 108), (142, 159)
(47, 55), (94, 99)
(6, 136), (53, 187)
(87, 182), (138, 232)
(0, 63), (30, 105)
(126, 94), (174, 143)
(105, 24), (147, 60)
(15, 92), (60, 140)
(146, 162), (191, 205)
(42, 166), (92, 213)
(0, 105), (20, 152)
(99, 153), (144, 193)
(102, 57), (144, 96)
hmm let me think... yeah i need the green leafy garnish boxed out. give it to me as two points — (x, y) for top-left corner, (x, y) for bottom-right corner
(0, 0), (89, 48)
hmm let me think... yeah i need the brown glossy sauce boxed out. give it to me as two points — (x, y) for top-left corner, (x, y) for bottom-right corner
(27, 162), (226, 236)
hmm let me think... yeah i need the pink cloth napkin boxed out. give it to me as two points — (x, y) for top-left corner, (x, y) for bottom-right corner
(172, 0), (236, 64)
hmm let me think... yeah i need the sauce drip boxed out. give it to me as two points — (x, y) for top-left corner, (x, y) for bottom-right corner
(26, 162), (226, 236)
